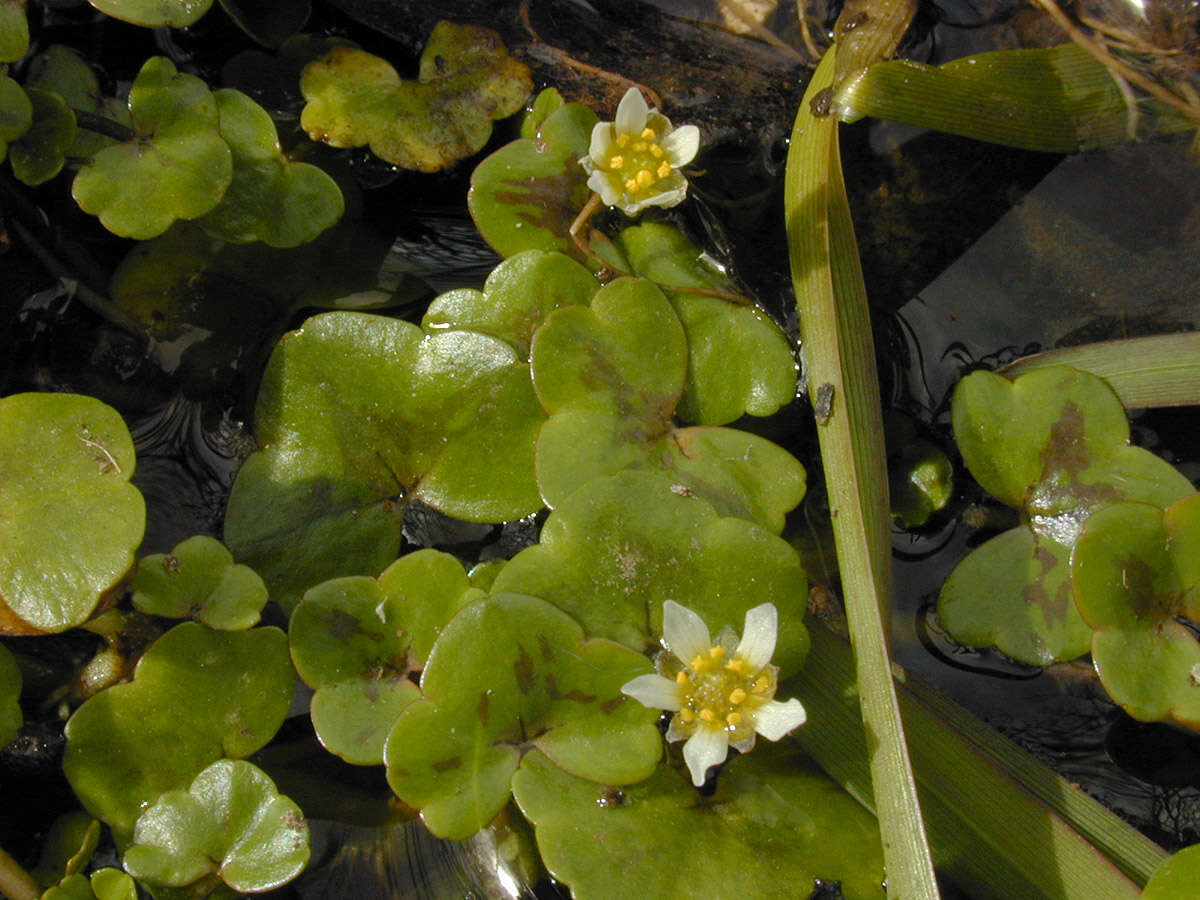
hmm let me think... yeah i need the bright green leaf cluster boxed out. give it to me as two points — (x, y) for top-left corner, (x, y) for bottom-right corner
(63, 622), (293, 839)
(289, 550), (483, 765)
(42, 869), (136, 900)
(132, 535), (268, 630)
(384, 592), (661, 839)
(123, 759), (309, 893)
(300, 21), (531, 172)
(1073, 493), (1200, 729)
(939, 366), (1192, 664)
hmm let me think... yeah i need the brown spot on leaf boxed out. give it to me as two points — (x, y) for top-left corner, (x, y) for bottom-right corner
(546, 674), (595, 704)
(514, 645), (536, 693)
(329, 608), (370, 642)
(537, 634), (555, 662)
(478, 690), (490, 726)
(164, 554), (181, 574)
(433, 757), (462, 772)
(600, 696), (624, 714)
(1039, 401), (1089, 478)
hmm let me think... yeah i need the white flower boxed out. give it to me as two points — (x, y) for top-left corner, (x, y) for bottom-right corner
(621, 600), (807, 787)
(579, 87), (700, 217)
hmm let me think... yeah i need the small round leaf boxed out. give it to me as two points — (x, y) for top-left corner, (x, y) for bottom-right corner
(132, 535), (268, 630)
(124, 759), (309, 893)
(86, 0), (214, 27)
(0, 393), (144, 633)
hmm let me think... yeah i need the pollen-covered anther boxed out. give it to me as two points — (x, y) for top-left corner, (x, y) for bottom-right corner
(641, 127), (656, 139)
(729, 688), (747, 705)
(617, 133), (630, 148)
(680, 707), (696, 723)
(636, 169), (654, 188)
(651, 144), (664, 158)
(675, 671), (689, 685)
(725, 658), (749, 675)
(699, 708), (717, 723)
(726, 711), (743, 727)
(708, 645), (725, 661)
(624, 178), (639, 192)
(657, 161), (672, 178)
(752, 675), (771, 694)
(609, 154), (624, 169)
(690, 653), (706, 672)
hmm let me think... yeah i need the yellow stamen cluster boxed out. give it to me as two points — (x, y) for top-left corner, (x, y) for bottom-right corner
(604, 127), (677, 198)
(670, 643), (778, 743)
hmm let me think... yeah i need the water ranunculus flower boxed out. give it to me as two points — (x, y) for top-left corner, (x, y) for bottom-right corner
(579, 87), (700, 217)
(621, 600), (807, 787)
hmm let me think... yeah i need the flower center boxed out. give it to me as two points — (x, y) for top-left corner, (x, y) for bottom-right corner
(673, 645), (777, 742)
(603, 128), (675, 197)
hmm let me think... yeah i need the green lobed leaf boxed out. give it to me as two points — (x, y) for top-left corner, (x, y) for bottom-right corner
(72, 56), (233, 239)
(422, 249), (598, 359)
(224, 311), (545, 610)
(384, 592), (661, 840)
(132, 535), (268, 630)
(63, 622), (293, 839)
(0, 0), (28, 63)
(467, 99), (597, 259)
(939, 529), (1091, 665)
(0, 393), (144, 633)
(42, 869), (136, 900)
(492, 470), (810, 671)
(30, 811), (100, 887)
(512, 745), (886, 900)
(9, 87), (76, 185)
(0, 75), (32, 163)
(939, 366), (1193, 664)
(86, 0), (213, 27)
(289, 549), (483, 765)
(123, 759), (309, 893)
(612, 222), (798, 425)
(519, 87), (565, 139)
(530, 277), (806, 530)
(1072, 495), (1200, 730)
(0, 641), (20, 746)
(25, 45), (131, 158)
(198, 88), (343, 247)
(299, 22), (531, 172)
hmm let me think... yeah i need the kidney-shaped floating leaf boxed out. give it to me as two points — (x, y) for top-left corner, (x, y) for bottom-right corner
(63, 622), (293, 839)
(73, 57), (232, 239)
(0, 393), (144, 634)
(384, 592), (660, 840)
(422, 249), (598, 359)
(42, 869), (136, 900)
(493, 470), (810, 672)
(0, 76), (32, 163)
(0, 642), (20, 747)
(123, 759), (309, 893)
(1073, 495), (1200, 730)
(611, 223), (797, 426)
(300, 22), (531, 172)
(511, 744), (886, 900)
(199, 89), (343, 247)
(26, 45), (132, 158)
(8, 87), (75, 185)
(468, 99), (597, 259)
(86, 0), (213, 27)
(938, 528), (1091, 665)
(289, 549), (484, 765)
(132, 535), (268, 630)
(0, 0), (28, 63)
(531, 277), (805, 531)
(224, 311), (545, 610)
(938, 367), (1192, 664)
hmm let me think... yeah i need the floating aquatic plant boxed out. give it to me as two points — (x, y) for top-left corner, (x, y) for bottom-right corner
(622, 600), (807, 786)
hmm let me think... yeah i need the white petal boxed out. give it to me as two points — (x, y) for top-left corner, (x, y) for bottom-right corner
(587, 171), (622, 208)
(753, 698), (807, 741)
(587, 121), (612, 162)
(621, 673), (683, 711)
(662, 600), (711, 662)
(683, 725), (729, 787)
(662, 124), (700, 167)
(638, 184), (688, 211)
(614, 87), (648, 135)
(734, 603), (778, 671)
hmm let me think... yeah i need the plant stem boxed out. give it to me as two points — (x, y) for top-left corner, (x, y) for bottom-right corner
(70, 108), (135, 143)
(0, 846), (39, 900)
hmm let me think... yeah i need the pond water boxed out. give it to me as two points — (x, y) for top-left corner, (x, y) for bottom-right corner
(3, 0), (1200, 897)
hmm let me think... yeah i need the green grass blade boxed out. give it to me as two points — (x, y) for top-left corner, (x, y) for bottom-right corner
(786, 47), (940, 899)
(790, 624), (1165, 898)
(1003, 333), (1200, 408)
(833, 44), (1193, 152)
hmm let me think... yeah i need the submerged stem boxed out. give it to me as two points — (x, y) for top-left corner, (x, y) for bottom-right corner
(0, 846), (39, 900)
